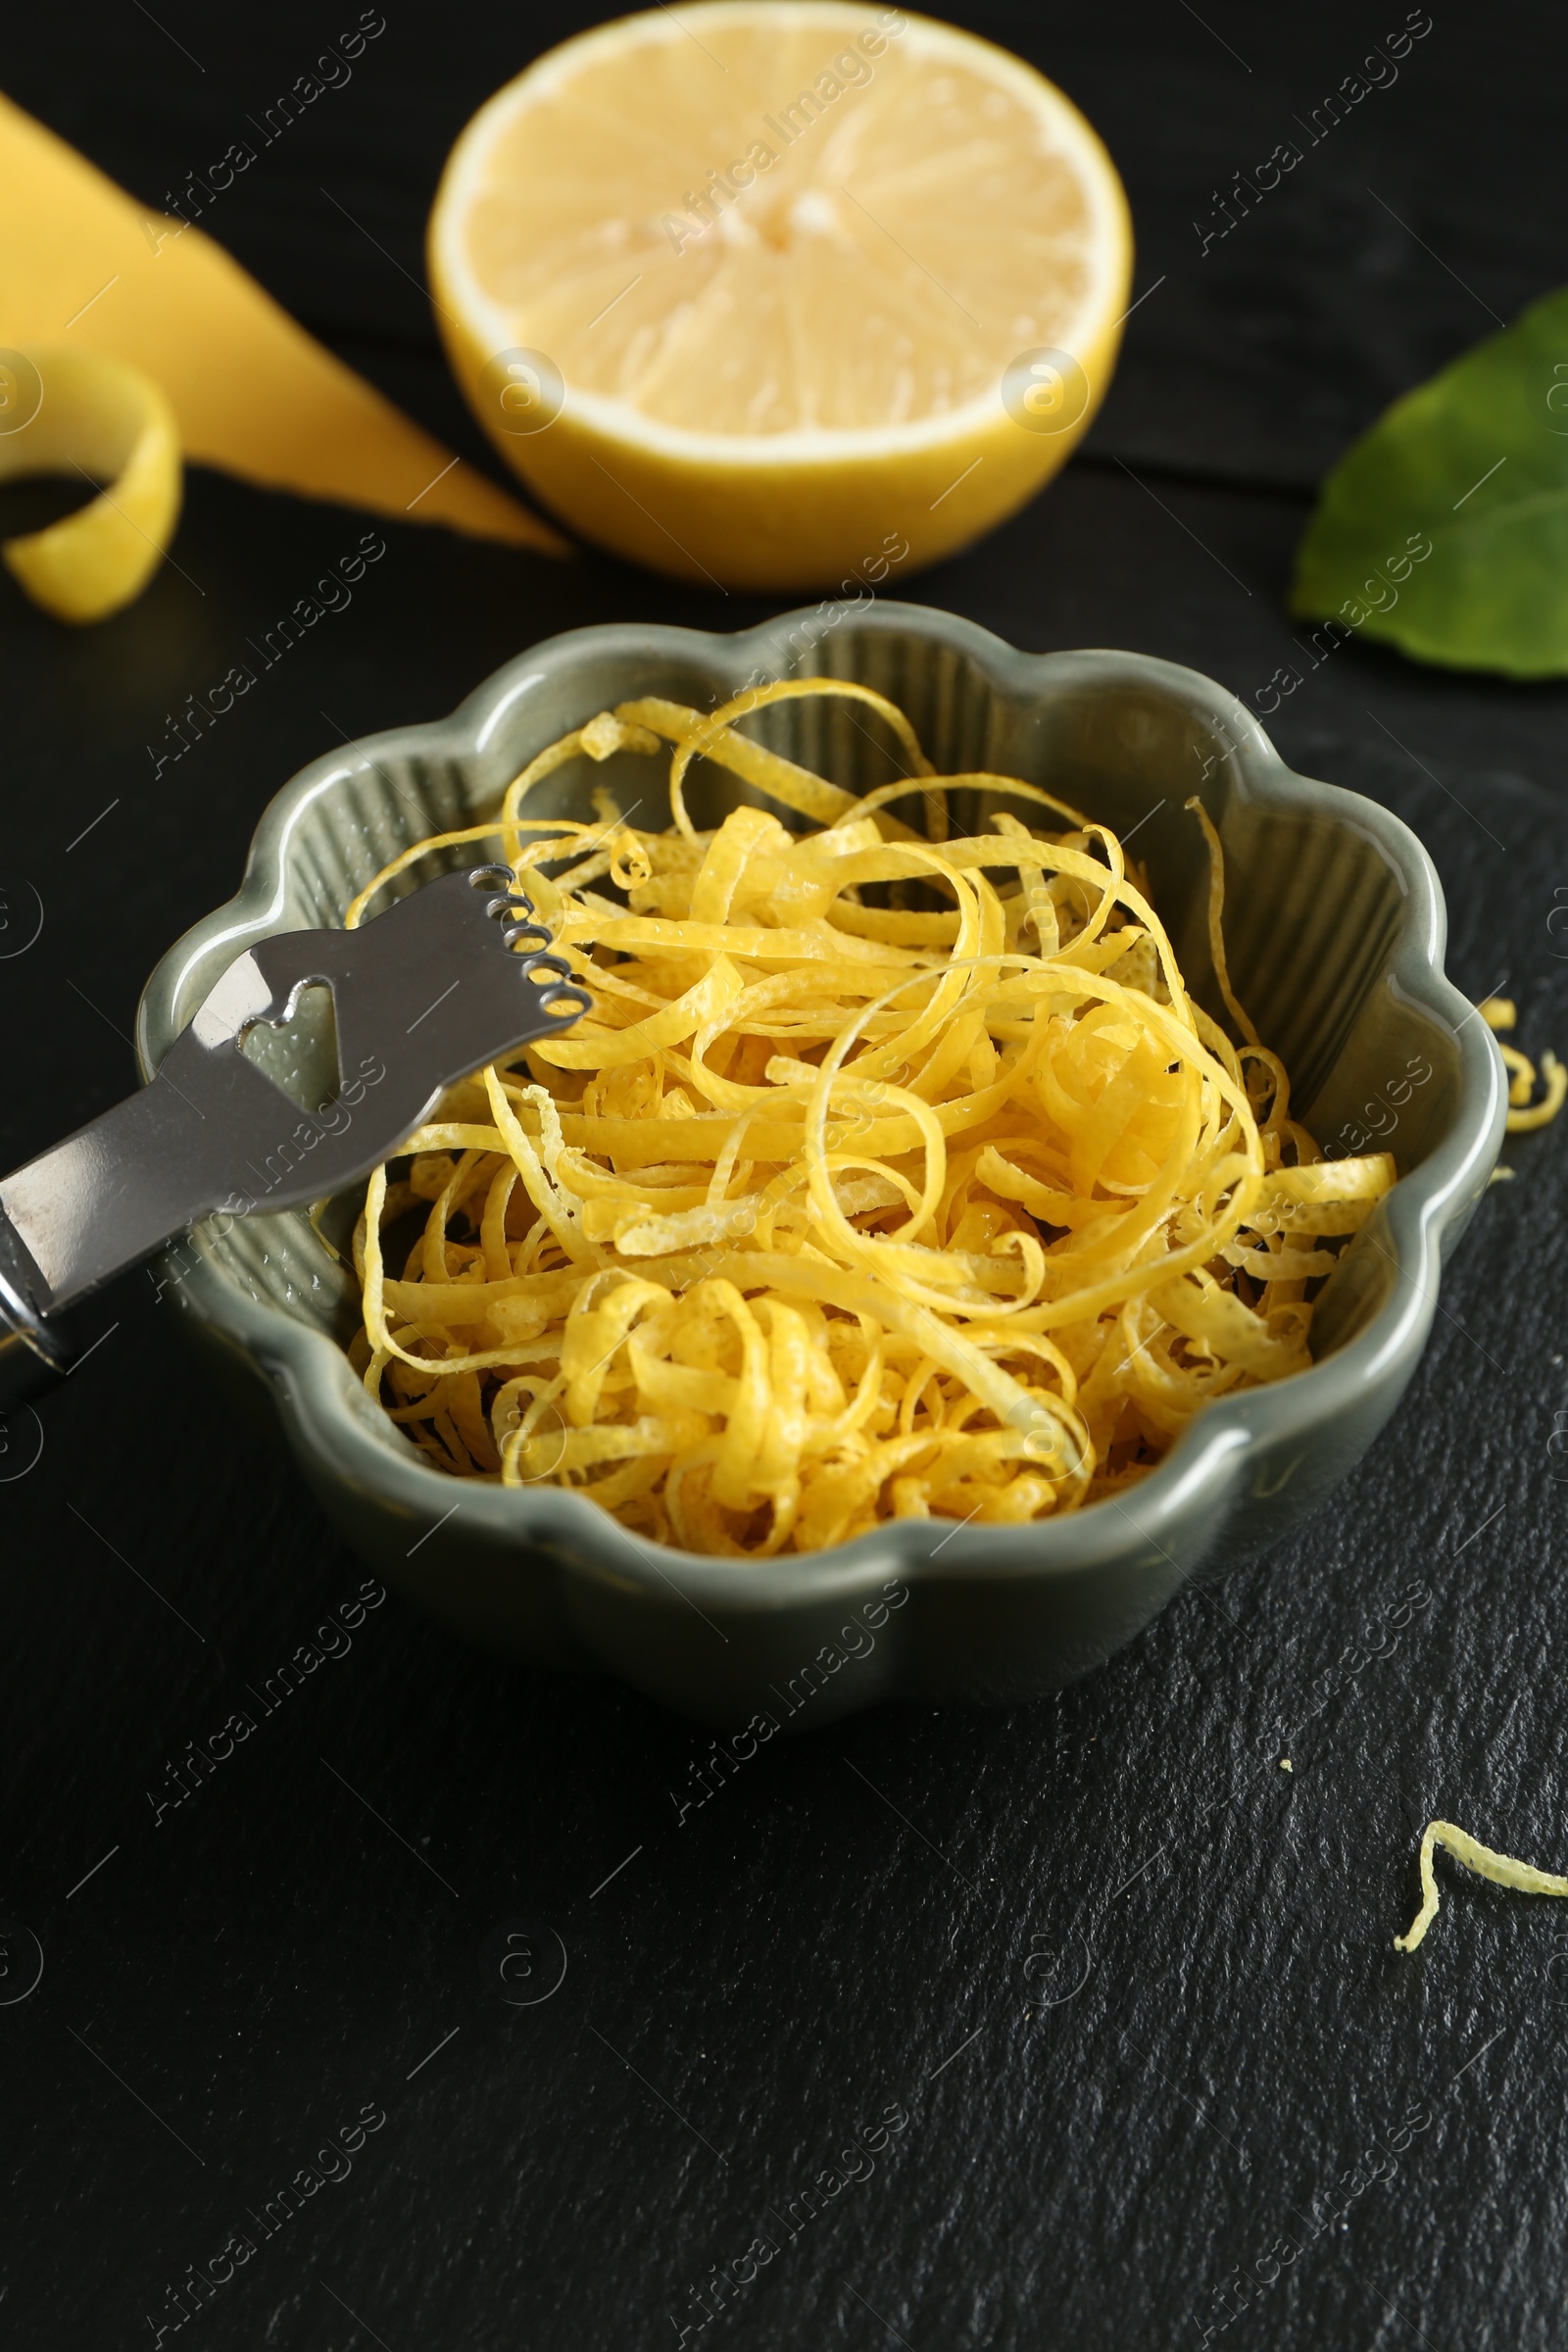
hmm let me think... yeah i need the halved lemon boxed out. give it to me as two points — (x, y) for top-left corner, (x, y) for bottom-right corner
(429, 3), (1132, 590)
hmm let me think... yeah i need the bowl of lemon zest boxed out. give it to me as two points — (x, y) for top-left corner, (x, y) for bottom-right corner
(134, 611), (1506, 1713)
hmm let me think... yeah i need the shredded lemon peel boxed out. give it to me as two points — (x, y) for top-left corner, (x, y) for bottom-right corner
(342, 679), (1397, 1555)
(1479, 996), (1567, 1134)
(1394, 1818), (1568, 1953)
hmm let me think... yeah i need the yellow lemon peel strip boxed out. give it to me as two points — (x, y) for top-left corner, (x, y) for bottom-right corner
(344, 680), (1396, 1552)
(1479, 998), (1567, 1133)
(1186, 796), (1262, 1051)
(0, 91), (563, 554)
(1394, 1819), (1568, 1953)
(0, 346), (180, 621)
(1506, 1053), (1567, 1132)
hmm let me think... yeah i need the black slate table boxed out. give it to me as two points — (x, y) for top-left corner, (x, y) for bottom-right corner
(5, 7), (1568, 2348)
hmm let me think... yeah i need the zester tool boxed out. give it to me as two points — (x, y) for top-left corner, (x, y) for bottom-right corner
(0, 865), (589, 1406)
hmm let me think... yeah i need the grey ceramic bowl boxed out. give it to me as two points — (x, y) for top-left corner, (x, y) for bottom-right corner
(138, 606), (1504, 1727)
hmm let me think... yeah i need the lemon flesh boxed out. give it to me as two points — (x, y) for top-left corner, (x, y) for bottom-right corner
(429, 2), (1132, 589)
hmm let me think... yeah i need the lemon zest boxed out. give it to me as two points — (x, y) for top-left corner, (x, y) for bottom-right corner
(1507, 1052), (1567, 1132)
(1394, 1819), (1568, 1953)
(1186, 797), (1262, 1051)
(345, 679), (1396, 1554)
(1479, 998), (1567, 1132)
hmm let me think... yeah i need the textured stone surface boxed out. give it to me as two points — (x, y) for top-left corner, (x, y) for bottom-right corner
(3, 6), (1567, 2347)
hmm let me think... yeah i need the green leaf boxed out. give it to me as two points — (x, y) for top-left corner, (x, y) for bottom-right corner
(1289, 287), (1568, 678)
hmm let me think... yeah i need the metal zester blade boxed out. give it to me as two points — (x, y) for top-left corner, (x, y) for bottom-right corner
(0, 864), (589, 1404)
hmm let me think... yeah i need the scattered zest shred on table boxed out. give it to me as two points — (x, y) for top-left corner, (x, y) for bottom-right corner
(1480, 997), (1567, 1133)
(1394, 1818), (1568, 1952)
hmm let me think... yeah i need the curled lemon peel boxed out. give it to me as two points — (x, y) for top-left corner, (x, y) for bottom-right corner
(1507, 1052), (1567, 1132)
(1394, 1819), (1568, 1953)
(0, 346), (180, 622)
(1186, 796), (1262, 1052)
(344, 678), (1397, 1554)
(1478, 997), (1567, 1134)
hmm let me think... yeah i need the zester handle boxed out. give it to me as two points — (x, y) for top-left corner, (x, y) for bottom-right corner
(0, 1210), (76, 1408)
